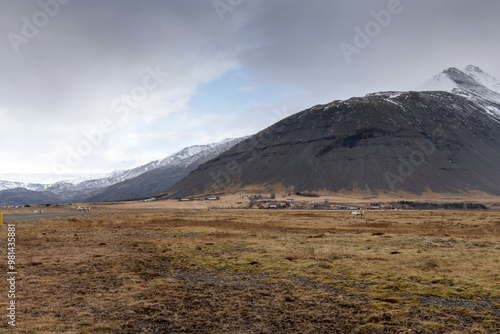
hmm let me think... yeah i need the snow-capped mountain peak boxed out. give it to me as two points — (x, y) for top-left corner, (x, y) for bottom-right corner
(416, 65), (500, 96)
(415, 65), (500, 120)
(463, 65), (500, 94)
(416, 66), (499, 93)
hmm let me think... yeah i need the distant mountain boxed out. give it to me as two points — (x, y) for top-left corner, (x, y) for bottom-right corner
(167, 66), (500, 198)
(89, 137), (246, 202)
(0, 138), (245, 205)
(0, 188), (62, 206)
(41, 143), (227, 201)
(0, 180), (46, 192)
(0, 173), (108, 192)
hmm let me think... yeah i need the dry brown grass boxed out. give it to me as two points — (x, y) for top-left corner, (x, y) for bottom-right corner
(0, 209), (499, 333)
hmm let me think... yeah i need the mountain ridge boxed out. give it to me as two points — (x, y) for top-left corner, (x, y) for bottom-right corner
(0, 138), (245, 205)
(88, 137), (247, 202)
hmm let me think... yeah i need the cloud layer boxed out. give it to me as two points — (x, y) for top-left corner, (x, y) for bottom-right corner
(1, 0), (499, 173)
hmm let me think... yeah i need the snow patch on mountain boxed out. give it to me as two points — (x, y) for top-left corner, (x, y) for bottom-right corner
(415, 71), (459, 93)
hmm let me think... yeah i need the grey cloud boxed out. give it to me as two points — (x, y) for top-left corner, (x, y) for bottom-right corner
(1, 0), (499, 173)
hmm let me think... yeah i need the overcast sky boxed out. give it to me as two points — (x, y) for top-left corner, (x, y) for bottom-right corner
(1, 0), (499, 175)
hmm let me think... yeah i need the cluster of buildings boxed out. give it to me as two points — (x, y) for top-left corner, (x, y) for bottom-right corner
(257, 198), (362, 210)
(241, 194), (274, 200)
(285, 205), (361, 210)
(179, 196), (220, 201)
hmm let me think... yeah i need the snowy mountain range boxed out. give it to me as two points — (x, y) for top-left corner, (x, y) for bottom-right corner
(0, 137), (245, 205)
(0, 173), (106, 192)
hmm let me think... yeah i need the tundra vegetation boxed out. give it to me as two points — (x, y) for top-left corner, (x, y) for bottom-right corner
(0, 209), (499, 333)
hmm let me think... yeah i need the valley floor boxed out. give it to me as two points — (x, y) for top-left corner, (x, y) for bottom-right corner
(0, 210), (499, 333)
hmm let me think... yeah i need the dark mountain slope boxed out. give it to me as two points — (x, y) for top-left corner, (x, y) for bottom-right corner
(166, 91), (500, 197)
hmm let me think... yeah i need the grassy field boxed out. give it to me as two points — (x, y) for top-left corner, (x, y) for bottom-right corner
(1, 209), (499, 333)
